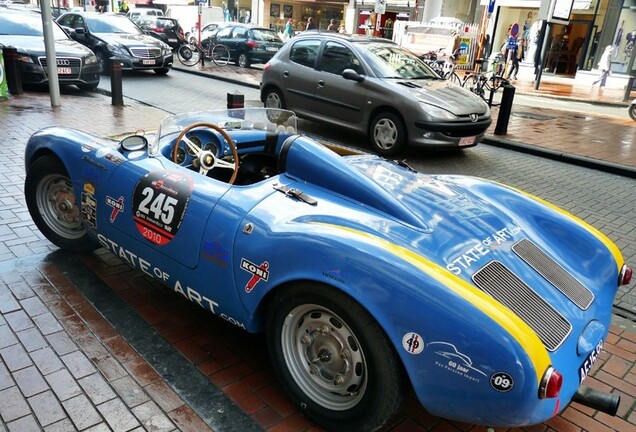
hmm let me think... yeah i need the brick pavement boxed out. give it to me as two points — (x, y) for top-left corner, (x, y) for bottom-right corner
(0, 86), (635, 432)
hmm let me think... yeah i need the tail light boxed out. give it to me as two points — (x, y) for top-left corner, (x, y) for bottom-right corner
(246, 40), (258, 49)
(619, 265), (632, 285)
(263, 62), (272, 72)
(539, 367), (562, 399)
(179, 28), (184, 37)
(153, 27), (164, 33)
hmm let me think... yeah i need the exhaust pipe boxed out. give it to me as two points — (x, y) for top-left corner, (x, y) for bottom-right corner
(571, 385), (620, 416)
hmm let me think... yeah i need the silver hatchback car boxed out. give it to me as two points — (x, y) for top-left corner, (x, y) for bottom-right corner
(260, 32), (491, 155)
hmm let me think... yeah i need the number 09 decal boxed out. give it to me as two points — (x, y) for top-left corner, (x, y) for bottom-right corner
(133, 171), (193, 245)
(490, 372), (514, 392)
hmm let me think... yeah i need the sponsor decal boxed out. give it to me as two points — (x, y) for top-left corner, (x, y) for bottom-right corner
(446, 225), (521, 275)
(402, 332), (424, 354)
(490, 372), (514, 392)
(578, 339), (603, 384)
(132, 171), (193, 245)
(106, 196), (124, 223)
(322, 270), (345, 284)
(96, 234), (246, 329)
(82, 155), (106, 170)
(240, 258), (269, 293)
(81, 183), (97, 229)
(429, 341), (486, 383)
(201, 240), (229, 267)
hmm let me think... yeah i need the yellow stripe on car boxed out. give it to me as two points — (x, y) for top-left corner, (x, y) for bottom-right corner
(318, 223), (551, 384)
(512, 189), (624, 272)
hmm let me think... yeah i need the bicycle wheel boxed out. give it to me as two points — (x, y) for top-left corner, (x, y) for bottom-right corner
(446, 71), (462, 86)
(177, 44), (201, 67)
(211, 44), (230, 66)
(462, 73), (486, 100)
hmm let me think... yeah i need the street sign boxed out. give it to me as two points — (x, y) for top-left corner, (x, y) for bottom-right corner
(488, 0), (496, 14)
(375, 0), (386, 15)
(510, 22), (519, 37)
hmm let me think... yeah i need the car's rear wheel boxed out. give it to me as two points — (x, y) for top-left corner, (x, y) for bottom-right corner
(237, 52), (250, 68)
(266, 283), (404, 432)
(263, 88), (286, 110)
(25, 155), (97, 253)
(369, 111), (407, 156)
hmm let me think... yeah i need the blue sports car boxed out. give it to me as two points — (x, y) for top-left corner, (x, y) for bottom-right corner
(24, 108), (631, 431)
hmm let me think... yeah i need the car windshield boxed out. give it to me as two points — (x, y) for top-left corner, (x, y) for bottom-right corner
(357, 42), (440, 80)
(251, 29), (281, 42)
(0, 11), (69, 39)
(151, 108), (298, 156)
(86, 14), (143, 34)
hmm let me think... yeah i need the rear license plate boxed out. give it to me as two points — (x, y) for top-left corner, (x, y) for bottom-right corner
(168, 38), (177, 43)
(459, 136), (476, 146)
(266, 47), (278, 52)
(57, 67), (72, 75)
(142, 59), (156, 65)
(578, 339), (603, 383)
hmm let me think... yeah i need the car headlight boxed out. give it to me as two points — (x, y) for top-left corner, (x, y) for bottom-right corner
(85, 55), (97, 65)
(420, 103), (457, 120)
(107, 43), (126, 55)
(16, 54), (34, 64)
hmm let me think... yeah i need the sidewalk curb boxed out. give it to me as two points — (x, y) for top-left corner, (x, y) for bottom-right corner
(483, 136), (636, 179)
(512, 88), (632, 107)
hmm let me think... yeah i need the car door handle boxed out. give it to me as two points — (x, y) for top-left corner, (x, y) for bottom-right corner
(283, 71), (289, 77)
(318, 80), (324, 87)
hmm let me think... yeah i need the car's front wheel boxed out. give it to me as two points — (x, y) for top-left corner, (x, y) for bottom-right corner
(263, 88), (286, 109)
(95, 50), (110, 75)
(266, 283), (404, 432)
(369, 111), (407, 156)
(25, 155), (97, 253)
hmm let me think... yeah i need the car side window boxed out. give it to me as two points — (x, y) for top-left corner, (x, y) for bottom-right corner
(233, 27), (248, 38)
(289, 40), (319, 68)
(58, 14), (74, 27)
(321, 42), (362, 75)
(216, 26), (232, 38)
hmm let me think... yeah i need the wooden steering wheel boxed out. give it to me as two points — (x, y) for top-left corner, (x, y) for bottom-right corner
(172, 122), (240, 185)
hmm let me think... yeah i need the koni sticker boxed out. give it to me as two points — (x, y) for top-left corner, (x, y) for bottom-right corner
(81, 183), (97, 229)
(132, 171), (193, 245)
(106, 196), (124, 223)
(240, 258), (269, 293)
(402, 332), (424, 354)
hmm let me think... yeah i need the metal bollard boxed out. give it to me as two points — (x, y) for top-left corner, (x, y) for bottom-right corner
(227, 91), (244, 109)
(623, 76), (634, 102)
(494, 84), (515, 135)
(111, 61), (123, 106)
(3, 46), (23, 96)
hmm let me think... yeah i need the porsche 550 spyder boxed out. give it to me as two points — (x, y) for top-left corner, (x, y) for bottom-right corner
(24, 108), (631, 431)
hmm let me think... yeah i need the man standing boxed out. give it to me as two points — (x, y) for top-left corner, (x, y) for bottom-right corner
(506, 38), (525, 80)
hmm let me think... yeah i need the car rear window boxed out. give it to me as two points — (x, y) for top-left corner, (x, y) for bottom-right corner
(251, 29), (281, 42)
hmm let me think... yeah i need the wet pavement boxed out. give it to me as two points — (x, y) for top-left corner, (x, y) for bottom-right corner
(0, 65), (635, 432)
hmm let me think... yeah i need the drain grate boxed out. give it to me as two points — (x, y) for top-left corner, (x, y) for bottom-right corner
(512, 112), (556, 121)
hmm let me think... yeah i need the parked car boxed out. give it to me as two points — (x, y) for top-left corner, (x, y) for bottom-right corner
(57, 11), (173, 75)
(202, 23), (283, 68)
(136, 15), (185, 50)
(0, 8), (100, 90)
(260, 32), (492, 155)
(126, 7), (162, 24)
(24, 107), (629, 432)
(186, 20), (234, 45)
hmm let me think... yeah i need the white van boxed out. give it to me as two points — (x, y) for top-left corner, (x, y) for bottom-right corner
(127, 8), (163, 24)
(165, 5), (223, 37)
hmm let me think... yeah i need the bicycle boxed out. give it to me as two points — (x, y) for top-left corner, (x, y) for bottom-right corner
(462, 57), (509, 107)
(421, 48), (462, 85)
(177, 39), (230, 67)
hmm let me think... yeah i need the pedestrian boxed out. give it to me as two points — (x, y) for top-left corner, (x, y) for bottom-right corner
(593, 45), (613, 87)
(284, 19), (294, 39)
(327, 19), (337, 31)
(305, 17), (316, 31)
(506, 38), (525, 80)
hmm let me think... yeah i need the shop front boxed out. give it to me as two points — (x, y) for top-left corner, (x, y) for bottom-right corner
(251, 0), (348, 34)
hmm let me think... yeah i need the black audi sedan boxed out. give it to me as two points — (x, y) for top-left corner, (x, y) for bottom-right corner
(0, 8), (100, 90)
(57, 12), (173, 75)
